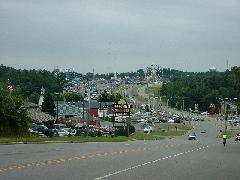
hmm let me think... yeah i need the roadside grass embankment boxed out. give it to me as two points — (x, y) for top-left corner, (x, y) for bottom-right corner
(0, 136), (128, 144)
(130, 87), (146, 103)
(217, 130), (240, 139)
(129, 123), (193, 140)
(145, 85), (161, 97)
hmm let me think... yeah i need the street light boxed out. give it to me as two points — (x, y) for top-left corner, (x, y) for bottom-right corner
(55, 92), (60, 124)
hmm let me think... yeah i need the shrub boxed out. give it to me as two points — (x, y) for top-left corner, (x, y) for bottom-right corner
(115, 125), (135, 137)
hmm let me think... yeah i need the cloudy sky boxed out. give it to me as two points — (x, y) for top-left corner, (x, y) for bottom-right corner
(0, 0), (239, 73)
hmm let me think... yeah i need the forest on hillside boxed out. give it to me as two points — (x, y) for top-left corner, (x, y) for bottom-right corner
(160, 66), (240, 113)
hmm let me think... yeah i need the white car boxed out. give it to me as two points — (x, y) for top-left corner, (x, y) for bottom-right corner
(235, 134), (240, 141)
(144, 126), (153, 133)
(56, 129), (70, 136)
(188, 132), (196, 140)
(168, 119), (175, 123)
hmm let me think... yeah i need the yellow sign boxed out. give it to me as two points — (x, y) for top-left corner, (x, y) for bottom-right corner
(117, 99), (127, 105)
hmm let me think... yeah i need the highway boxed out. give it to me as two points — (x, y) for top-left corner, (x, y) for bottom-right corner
(0, 120), (239, 180)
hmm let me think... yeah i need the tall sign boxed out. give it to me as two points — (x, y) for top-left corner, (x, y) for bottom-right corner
(113, 98), (130, 115)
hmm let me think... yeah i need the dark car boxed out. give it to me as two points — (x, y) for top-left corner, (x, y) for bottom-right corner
(201, 130), (206, 133)
(29, 124), (54, 137)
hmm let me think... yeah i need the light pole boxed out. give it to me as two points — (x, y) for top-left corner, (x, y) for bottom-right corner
(182, 99), (185, 111)
(224, 99), (228, 133)
(55, 92), (60, 124)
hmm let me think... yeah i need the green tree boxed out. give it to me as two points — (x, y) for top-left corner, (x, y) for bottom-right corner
(0, 82), (30, 136)
(64, 92), (84, 102)
(41, 91), (55, 116)
(28, 92), (40, 104)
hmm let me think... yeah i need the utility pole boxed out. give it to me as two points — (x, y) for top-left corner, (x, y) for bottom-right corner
(82, 101), (85, 122)
(182, 100), (185, 111)
(224, 100), (228, 133)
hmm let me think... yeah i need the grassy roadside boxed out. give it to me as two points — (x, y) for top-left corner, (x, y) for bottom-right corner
(0, 136), (128, 144)
(129, 123), (193, 140)
(129, 87), (146, 103)
(145, 85), (161, 97)
(0, 124), (193, 144)
(112, 84), (126, 95)
(217, 130), (240, 139)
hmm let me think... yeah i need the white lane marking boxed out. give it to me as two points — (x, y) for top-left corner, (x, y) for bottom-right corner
(93, 145), (210, 180)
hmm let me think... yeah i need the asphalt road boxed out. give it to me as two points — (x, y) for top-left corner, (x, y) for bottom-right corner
(0, 120), (239, 180)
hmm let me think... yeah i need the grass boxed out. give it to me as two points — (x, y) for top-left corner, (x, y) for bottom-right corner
(145, 85), (161, 97)
(155, 123), (193, 131)
(129, 87), (146, 103)
(129, 123), (192, 140)
(0, 123), (193, 143)
(217, 130), (240, 139)
(151, 130), (187, 136)
(129, 132), (164, 140)
(0, 136), (128, 144)
(112, 84), (126, 96)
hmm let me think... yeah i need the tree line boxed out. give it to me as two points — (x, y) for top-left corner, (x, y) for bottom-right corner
(160, 67), (240, 113)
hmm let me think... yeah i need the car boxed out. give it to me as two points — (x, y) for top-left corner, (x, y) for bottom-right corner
(168, 119), (175, 123)
(144, 126), (153, 133)
(201, 130), (206, 133)
(188, 132), (196, 140)
(235, 134), (240, 141)
(56, 129), (70, 136)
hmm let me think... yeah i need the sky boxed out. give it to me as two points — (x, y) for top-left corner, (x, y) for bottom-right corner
(0, 0), (240, 73)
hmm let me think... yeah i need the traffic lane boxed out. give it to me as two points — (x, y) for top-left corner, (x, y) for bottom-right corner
(0, 139), (176, 166)
(0, 119), (217, 166)
(0, 139), (204, 180)
(101, 142), (240, 180)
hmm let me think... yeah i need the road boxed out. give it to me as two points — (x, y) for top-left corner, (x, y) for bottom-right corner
(0, 120), (239, 180)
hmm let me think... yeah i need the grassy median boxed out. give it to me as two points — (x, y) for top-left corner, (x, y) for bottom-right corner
(129, 123), (193, 140)
(0, 136), (129, 144)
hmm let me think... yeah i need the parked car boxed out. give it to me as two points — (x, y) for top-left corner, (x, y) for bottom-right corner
(144, 126), (153, 133)
(29, 124), (54, 137)
(56, 129), (70, 136)
(168, 119), (175, 123)
(235, 134), (240, 141)
(62, 128), (76, 136)
(188, 132), (196, 140)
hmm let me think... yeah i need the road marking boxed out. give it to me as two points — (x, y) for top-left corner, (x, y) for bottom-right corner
(94, 145), (210, 180)
(0, 143), (177, 174)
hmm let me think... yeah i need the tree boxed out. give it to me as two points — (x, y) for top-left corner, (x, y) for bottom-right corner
(160, 68), (240, 112)
(98, 91), (123, 102)
(0, 82), (30, 136)
(28, 92), (40, 104)
(64, 92), (84, 102)
(41, 91), (55, 116)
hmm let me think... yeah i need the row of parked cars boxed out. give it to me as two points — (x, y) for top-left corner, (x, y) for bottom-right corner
(28, 123), (115, 137)
(28, 124), (76, 137)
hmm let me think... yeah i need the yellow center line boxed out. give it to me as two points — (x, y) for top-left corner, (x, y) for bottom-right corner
(0, 143), (176, 174)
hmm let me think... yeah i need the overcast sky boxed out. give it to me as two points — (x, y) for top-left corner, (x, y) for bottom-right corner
(0, 0), (240, 73)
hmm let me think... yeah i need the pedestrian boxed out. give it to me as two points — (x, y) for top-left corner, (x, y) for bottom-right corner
(223, 134), (227, 147)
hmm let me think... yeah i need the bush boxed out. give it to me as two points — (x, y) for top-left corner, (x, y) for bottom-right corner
(115, 125), (135, 137)
(75, 129), (87, 136)
(45, 130), (54, 138)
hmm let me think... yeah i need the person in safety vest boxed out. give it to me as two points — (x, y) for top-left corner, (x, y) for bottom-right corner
(223, 134), (227, 147)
